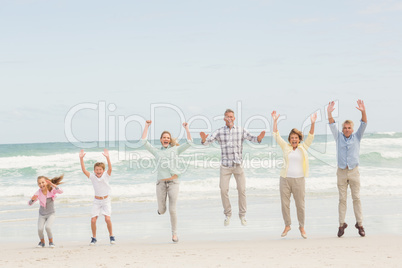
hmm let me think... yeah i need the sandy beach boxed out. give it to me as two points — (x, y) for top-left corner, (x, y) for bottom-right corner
(1, 194), (402, 268)
(1, 235), (401, 268)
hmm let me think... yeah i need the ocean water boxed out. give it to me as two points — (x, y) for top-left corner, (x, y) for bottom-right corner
(1, 132), (402, 240)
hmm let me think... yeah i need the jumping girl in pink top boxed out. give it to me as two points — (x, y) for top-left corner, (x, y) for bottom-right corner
(28, 175), (64, 248)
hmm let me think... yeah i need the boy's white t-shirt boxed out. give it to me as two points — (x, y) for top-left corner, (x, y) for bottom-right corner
(89, 172), (111, 196)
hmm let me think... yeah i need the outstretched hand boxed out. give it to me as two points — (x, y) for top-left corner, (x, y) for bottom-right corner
(200, 132), (209, 142)
(182, 122), (188, 128)
(327, 101), (335, 114)
(79, 149), (86, 159)
(310, 112), (317, 124)
(356, 99), (365, 112)
(257, 131), (266, 142)
(145, 120), (152, 126)
(271, 111), (280, 121)
(102, 148), (110, 158)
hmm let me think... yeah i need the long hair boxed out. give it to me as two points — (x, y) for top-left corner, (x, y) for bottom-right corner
(160, 131), (179, 147)
(37, 175), (64, 191)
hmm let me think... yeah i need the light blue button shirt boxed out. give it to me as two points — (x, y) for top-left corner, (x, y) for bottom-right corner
(329, 120), (367, 169)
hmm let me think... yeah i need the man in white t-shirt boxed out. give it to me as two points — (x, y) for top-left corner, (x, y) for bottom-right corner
(80, 149), (115, 246)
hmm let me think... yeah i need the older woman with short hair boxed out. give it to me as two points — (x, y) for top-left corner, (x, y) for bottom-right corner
(271, 111), (317, 239)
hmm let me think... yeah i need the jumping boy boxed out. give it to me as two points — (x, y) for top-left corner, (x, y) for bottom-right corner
(79, 148), (115, 245)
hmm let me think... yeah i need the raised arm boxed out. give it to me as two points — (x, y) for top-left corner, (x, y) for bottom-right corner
(140, 120), (159, 156)
(271, 111), (280, 133)
(327, 101), (335, 124)
(200, 129), (219, 146)
(243, 128), (265, 143)
(79, 149), (90, 178)
(183, 122), (192, 140)
(46, 179), (63, 194)
(302, 112), (317, 149)
(310, 112), (317, 135)
(103, 149), (112, 176)
(271, 110), (287, 149)
(177, 122), (193, 155)
(142, 120), (152, 140)
(303, 133), (315, 149)
(327, 101), (341, 140)
(257, 131), (265, 142)
(355, 99), (367, 140)
(356, 99), (367, 123)
(200, 132), (209, 144)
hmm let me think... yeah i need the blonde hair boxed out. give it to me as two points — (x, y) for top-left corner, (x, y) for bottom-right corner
(224, 109), (235, 116)
(37, 175), (64, 191)
(288, 128), (303, 142)
(94, 162), (105, 170)
(160, 131), (179, 146)
(342, 120), (354, 129)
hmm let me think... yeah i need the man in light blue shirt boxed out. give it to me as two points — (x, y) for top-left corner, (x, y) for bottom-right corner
(327, 100), (367, 238)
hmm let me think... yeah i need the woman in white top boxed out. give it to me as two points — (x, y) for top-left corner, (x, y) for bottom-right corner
(271, 111), (317, 239)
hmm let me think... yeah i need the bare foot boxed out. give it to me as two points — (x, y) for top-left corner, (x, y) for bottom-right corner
(281, 226), (291, 237)
(299, 227), (307, 239)
(172, 235), (179, 243)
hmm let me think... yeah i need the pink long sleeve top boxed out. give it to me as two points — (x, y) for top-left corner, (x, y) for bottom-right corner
(28, 187), (63, 208)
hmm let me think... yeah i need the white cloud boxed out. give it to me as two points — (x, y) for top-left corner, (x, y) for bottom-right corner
(352, 23), (383, 34)
(360, 1), (402, 14)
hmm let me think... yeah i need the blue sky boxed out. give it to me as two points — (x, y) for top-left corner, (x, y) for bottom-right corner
(1, 0), (401, 144)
